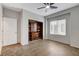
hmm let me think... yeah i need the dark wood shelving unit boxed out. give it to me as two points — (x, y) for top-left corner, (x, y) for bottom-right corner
(29, 20), (43, 41)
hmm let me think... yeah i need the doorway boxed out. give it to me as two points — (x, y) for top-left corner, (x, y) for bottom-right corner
(29, 20), (43, 41)
(3, 17), (17, 46)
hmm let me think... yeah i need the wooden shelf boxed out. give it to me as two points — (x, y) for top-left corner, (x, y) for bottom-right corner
(29, 20), (43, 41)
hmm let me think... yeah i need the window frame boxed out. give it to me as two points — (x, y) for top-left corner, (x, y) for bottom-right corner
(50, 19), (66, 36)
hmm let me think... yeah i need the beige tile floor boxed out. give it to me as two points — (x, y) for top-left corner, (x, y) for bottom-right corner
(1, 39), (79, 56)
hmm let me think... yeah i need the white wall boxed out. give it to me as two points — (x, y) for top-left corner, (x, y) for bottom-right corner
(21, 10), (45, 45)
(3, 7), (21, 45)
(17, 11), (22, 43)
(47, 13), (70, 44)
(0, 4), (2, 54)
(3, 8), (18, 18)
(70, 7), (79, 48)
(45, 5), (79, 48)
(0, 4), (2, 42)
(2, 7), (45, 46)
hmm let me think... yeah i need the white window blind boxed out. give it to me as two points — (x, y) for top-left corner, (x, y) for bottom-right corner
(50, 19), (66, 35)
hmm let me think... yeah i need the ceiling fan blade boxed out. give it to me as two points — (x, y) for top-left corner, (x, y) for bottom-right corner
(37, 6), (46, 9)
(43, 3), (46, 5)
(43, 3), (48, 5)
(50, 3), (54, 5)
(44, 3), (54, 5)
(50, 6), (58, 9)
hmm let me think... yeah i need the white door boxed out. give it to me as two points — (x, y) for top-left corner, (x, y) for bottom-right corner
(3, 17), (17, 46)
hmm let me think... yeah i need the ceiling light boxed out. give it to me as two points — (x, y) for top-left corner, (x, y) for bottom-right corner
(46, 5), (50, 8)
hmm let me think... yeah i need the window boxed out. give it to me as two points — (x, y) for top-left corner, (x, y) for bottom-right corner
(50, 19), (66, 35)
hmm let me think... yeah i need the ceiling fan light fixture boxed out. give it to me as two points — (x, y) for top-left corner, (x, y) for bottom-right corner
(46, 5), (50, 8)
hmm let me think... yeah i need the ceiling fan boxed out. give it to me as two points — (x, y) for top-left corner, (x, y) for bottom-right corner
(37, 3), (58, 12)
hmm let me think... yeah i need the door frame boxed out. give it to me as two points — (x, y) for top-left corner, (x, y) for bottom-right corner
(28, 19), (43, 41)
(2, 17), (18, 46)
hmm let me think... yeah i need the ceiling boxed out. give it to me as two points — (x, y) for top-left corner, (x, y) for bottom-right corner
(2, 3), (79, 16)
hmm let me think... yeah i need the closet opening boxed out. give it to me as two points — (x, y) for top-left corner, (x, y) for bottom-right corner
(29, 20), (43, 41)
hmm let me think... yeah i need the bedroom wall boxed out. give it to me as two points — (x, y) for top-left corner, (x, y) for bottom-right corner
(45, 5), (79, 48)
(3, 7), (21, 45)
(70, 6), (79, 48)
(21, 10), (45, 45)
(1, 6), (45, 46)
(0, 4), (2, 54)
(47, 13), (70, 44)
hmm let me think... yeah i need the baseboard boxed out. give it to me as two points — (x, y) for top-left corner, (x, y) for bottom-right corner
(47, 39), (79, 48)
(70, 44), (79, 48)
(47, 39), (69, 45)
(2, 43), (21, 47)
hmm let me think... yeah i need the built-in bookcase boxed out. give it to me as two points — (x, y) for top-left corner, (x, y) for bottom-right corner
(29, 20), (43, 41)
